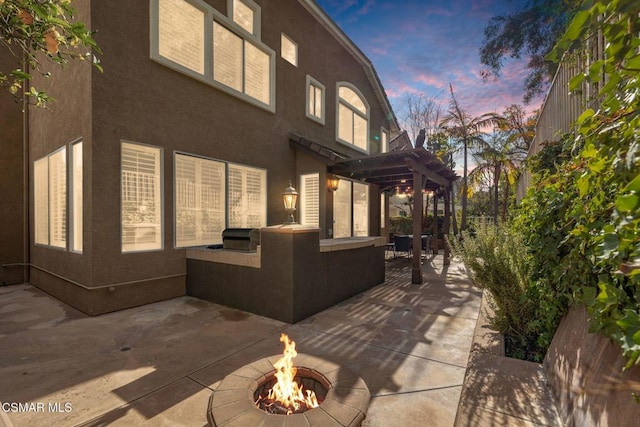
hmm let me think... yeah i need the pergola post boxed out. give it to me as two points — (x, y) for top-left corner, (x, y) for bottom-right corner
(444, 186), (451, 266)
(411, 170), (423, 284)
(432, 191), (438, 255)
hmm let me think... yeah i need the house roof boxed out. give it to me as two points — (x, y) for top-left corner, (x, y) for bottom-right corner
(290, 134), (458, 193)
(299, 0), (400, 132)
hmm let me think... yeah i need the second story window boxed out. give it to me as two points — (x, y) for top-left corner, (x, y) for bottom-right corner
(336, 83), (369, 152)
(306, 75), (325, 124)
(381, 128), (389, 153)
(231, 0), (260, 36)
(281, 33), (298, 66)
(151, 0), (274, 111)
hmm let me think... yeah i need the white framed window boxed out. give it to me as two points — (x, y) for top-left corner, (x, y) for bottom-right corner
(300, 173), (319, 227)
(381, 128), (389, 153)
(353, 182), (369, 237)
(306, 75), (325, 124)
(34, 157), (49, 246)
(151, 0), (275, 111)
(228, 163), (266, 228)
(121, 142), (163, 253)
(281, 33), (297, 66)
(157, 0), (206, 75)
(380, 193), (386, 229)
(213, 19), (272, 107)
(175, 154), (226, 247)
(336, 83), (369, 152)
(69, 140), (83, 253)
(333, 179), (369, 238)
(34, 148), (67, 248)
(333, 179), (352, 238)
(230, 0), (260, 36)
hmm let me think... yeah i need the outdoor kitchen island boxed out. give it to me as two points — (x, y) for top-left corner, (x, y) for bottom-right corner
(186, 225), (385, 323)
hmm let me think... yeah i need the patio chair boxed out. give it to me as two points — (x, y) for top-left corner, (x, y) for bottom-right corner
(393, 235), (412, 258)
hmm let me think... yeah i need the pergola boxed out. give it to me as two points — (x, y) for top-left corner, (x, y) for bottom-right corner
(290, 134), (458, 284)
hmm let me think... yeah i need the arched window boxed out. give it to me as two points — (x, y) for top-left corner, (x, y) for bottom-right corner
(336, 83), (369, 152)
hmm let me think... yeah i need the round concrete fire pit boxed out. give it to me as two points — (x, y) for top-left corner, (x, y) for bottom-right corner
(207, 353), (370, 426)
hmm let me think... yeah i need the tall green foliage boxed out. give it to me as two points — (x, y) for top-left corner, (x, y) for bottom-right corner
(518, 0), (640, 367)
(451, 225), (544, 360)
(0, 0), (101, 106)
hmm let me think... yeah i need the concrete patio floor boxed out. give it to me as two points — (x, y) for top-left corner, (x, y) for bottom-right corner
(0, 255), (558, 426)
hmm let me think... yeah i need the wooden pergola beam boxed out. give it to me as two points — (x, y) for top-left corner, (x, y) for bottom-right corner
(404, 157), (449, 188)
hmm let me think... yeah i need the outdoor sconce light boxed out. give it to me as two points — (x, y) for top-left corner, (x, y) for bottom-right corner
(283, 180), (298, 225)
(328, 175), (340, 192)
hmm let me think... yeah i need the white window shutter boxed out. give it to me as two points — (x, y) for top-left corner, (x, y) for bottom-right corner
(300, 174), (319, 227)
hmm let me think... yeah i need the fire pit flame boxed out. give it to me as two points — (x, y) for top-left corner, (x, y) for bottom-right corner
(255, 333), (320, 415)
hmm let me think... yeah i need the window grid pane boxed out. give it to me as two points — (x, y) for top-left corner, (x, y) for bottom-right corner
(333, 180), (352, 238)
(228, 164), (266, 228)
(233, 0), (254, 34)
(34, 157), (49, 245)
(244, 41), (270, 105)
(281, 33), (297, 66)
(353, 113), (367, 151)
(121, 143), (162, 252)
(49, 148), (67, 249)
(158, 0), (205, 74)
(213, 21), (243, 92)
(70, 141), (83, 252)
(175, 154), (226, 247)
(338, 103), (353, 144)
(353, 182), (369, 237)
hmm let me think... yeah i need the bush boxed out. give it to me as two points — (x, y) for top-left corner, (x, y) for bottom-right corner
(450, 224), (549, 361)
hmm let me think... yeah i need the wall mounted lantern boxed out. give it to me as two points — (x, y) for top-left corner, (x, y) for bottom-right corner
(327, 175), (340, 192)
(283, 180), (298, 225)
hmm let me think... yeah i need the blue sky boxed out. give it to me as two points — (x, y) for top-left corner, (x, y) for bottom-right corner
(315, 0), (543, 122)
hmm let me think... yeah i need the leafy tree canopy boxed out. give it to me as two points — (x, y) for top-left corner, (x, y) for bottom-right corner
(0, 0), (101, 106)
(480, 0), (581, 103)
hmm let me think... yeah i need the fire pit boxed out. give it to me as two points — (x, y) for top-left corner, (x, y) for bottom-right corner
(207, 334), (370, 426)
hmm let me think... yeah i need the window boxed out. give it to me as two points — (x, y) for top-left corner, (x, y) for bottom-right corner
(333, 180), (351, 238)
(121, 142), (163, 252)
(300, 174), (319, 227)
(306, 75), (325, 124)
(332, 179), (369, 238)
(48, 149), (67, 248)
(157, 0), (205, 75)
(281, 33), (297, 66)
(34, 157), (49, 246)
(228, 163), (266, 228)
(175, 154), (226, 247)
(353, 182), (369, 237)
(34, 148), (67, 248)
(213, 20), (272, 106)
(380, 193), (386, 229)
(151, 0), (275, 111)
(381, 128), (389, 153)
(337, 83), (369, 152)
(231, 0), (260, 36)
(70, 140), (83, 253)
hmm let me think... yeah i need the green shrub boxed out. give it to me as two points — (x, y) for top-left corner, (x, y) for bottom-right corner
(450, 224), (549, 361)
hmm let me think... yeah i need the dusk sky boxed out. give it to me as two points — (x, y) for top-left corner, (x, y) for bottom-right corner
(315, 0), (544, 126)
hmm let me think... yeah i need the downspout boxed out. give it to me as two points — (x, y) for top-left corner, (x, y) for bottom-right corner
(22, 52), (30, 284)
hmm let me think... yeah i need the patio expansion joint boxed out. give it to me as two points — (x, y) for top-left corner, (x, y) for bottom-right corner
(294, 324), (469, 370)
(370, 383), (463, 399)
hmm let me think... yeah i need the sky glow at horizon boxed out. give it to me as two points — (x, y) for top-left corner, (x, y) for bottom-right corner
(315, 0), (545, 134)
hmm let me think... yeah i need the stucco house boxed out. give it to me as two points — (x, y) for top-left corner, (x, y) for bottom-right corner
(1, 0), (456, 317)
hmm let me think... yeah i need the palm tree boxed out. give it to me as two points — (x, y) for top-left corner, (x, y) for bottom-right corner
(440, 84), (502, 231)
(468, 133), (521, 223)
